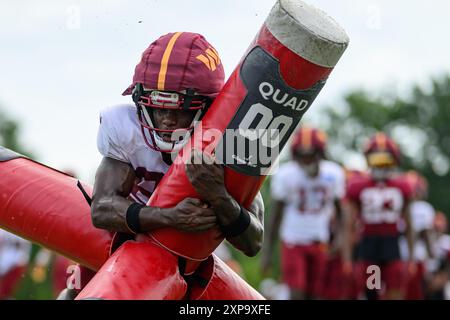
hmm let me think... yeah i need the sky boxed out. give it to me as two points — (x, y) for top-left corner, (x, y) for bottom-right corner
(1, 0), (449, 183)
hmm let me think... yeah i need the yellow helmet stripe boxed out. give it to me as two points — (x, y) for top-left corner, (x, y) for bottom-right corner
(157, 32), (183, 90)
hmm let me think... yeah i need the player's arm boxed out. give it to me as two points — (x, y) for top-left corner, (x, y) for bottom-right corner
(403, 200), (415, 262)
(341, 199), (357, 270)
(421, 207), (436, 260)
(185, 150), (263, 257)
(213, 191), (264, 257)
(329, 198), (344, 255)
(420, 228), (435, 259)
(261, 199), (285, 275)
(330, 166), (346, 255)
(91, 157), (217, 234)
(334, 199), (343, 222)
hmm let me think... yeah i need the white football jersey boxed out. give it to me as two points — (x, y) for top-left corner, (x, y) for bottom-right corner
(97, 104), (170, 204)
(399, 200), (435, 261)
(410, 201), (435, 232)
(271, 160), (345, 244)
(427, 234), (450, 273)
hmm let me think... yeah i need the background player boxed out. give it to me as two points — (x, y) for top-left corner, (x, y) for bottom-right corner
(261, 127), (345, 300)
(343, 132), (414, 300)
(399, 170), (435, 299)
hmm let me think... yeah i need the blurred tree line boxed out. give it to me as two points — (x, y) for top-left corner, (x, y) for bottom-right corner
(2, 74), (450, 296)
(0, 109), (31, 156)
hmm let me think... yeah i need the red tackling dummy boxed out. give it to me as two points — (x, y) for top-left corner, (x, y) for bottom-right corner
(0, 152), (112, 271)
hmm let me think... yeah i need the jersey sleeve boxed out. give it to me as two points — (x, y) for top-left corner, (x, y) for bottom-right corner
(96, 107), (130, 163)
(396, 177), (415, 201)
(333, 165), (346, 199)
(412, 201), (435, 232)
(271, 165), (291, 202)
(345, 178), (363, 203)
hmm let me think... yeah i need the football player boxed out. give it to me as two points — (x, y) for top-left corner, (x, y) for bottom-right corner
(343, 133), (414, 300)
(261, 127), (345, 300)
(399, 171), (435, 299)
(59, 32), (264, 299)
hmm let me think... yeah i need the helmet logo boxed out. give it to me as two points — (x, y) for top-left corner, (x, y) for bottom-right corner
(196, 47), (221, 71)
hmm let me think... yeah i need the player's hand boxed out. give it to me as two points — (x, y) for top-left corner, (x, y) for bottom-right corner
(185, 149), (227, 205)
(168, 197), (218, 232)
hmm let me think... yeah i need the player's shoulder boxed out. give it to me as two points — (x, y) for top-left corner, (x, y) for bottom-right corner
(271, 161), (300, 199)
(347, 173), (372, 193)
(388, 174), (414, 195)
(411, 200), (435, 214)
(97, 103), (143, 158)
(276, 161), (300, 177)
(345, 169), (368, 185)
(99, 103), (140, 139)
(389, 172), (410, 185)
(348, 171), (371, 186)
(272, 161), (302, 186)
(100, 103), (137, 126)
(320, 160), (344, 176)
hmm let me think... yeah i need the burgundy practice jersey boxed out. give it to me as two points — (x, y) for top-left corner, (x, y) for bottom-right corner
(346, 174), (413, 236)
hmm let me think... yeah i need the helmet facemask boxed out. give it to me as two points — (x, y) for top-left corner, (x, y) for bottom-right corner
(290, 127), (327, 177)
(366, 151), (397, 181)
(132, 84), (211, 153)
(294, 149), (322, 177)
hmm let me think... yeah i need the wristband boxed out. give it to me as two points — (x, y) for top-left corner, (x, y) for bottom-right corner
(220, 206), (251, 238)
(125, 202), (144, 234)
